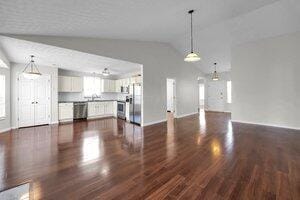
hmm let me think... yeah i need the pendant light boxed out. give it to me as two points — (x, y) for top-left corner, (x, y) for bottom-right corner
(212, 63), (219, 81)
(102, 68), (110, 76)
(184, 10), (201, 62)
(22, 55), (42, 79)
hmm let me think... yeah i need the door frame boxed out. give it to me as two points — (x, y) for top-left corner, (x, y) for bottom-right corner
(17, 74), (51, 128)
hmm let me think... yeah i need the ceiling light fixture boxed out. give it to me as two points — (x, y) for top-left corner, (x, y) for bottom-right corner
(22, 55), (42, 79)
(102, 68), (110, 76)
(212, 63), (219, 81)
(184, 10), (201, 62)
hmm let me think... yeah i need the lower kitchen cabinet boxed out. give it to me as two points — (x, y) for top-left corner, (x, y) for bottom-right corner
(88, 101), (116, 119)
(59, 103), (73, 122)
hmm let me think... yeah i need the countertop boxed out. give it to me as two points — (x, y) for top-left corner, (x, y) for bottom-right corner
(59, 100), (127, 103)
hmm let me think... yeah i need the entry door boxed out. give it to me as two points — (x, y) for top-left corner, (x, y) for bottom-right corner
(207, 81), (225, 112)
(18, 75), (51, 127)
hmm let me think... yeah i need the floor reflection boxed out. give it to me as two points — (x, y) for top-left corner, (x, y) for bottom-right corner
(199, 109), (206, 132)
(211, 139), (221, 158)
(166, 112), (176, 161)
(225, 121), (234, 153)
(82, 135), (102, 163)
(121, 123), (143, 153)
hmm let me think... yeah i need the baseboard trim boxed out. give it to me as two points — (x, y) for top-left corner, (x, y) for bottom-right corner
(205, 110), (231, 114)
(50, 121), (59, 124)
(142, 119), (167, 127)
(176, 112), (198, 119)
(231, 120), (300, 131)
(0, 127), (11, 133)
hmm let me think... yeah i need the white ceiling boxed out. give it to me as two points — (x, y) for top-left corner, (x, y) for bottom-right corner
(0, 36), (141, 75)
(0, 0), (299, 73)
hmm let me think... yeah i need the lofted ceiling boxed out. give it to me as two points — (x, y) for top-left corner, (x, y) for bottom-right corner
(0, 36), (141, 75)
(0, 0), (299, 73)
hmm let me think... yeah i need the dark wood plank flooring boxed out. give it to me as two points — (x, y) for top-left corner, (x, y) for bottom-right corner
(0, 111), (299, 199)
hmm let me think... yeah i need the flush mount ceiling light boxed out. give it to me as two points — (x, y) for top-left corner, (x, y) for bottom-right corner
(212, 63), (219, 81)
(184, 10), (201, 62)
(102, 68), (110, 76)
(22, 55), (42, 79)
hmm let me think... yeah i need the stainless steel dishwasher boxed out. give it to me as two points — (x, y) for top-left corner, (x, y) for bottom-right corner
(73, 102), (88, 119)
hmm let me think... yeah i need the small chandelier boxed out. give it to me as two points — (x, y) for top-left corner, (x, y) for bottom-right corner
(184, 10), (201, 62)
(22, 55), (42, 79)
(102, 68), (110, 76)
(212, 63), (219, 81)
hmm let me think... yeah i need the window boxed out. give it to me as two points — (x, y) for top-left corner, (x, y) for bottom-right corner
(227, 81), (232, 103)
(84, 76), (101, 97)
(0, 75), (5, 119)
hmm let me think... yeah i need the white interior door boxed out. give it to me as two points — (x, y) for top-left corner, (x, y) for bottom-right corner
(18, 76), (35, 127)
(167, 79), (175, 113)
(18, 75), (51, 128)
(207, 81), (225, 112)
(34, 75), (51, 126)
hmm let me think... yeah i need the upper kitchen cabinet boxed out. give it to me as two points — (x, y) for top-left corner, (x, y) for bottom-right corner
(101, 79), (116, 93)
(58, 76), (83, 92)
(130, 76), (142, 84)
(71, 77), (83, 92)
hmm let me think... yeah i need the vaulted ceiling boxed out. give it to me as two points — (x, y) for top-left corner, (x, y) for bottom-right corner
(0, 0), (299, 73)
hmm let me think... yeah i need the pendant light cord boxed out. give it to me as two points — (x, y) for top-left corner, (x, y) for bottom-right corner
(190, 10), (194, 53)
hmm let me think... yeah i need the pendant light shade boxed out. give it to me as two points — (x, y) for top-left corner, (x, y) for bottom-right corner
(102, 68), (110, 76)
(22, 55), (42, 79)
(212, 63), (219, 81)
(185, 10), (201, 62)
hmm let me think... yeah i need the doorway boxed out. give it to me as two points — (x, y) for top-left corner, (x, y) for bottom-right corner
(18, 74), (51, 128)
(166, 78), (176, 115)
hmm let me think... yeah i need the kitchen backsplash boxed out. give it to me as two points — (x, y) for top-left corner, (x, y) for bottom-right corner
(58, 92), (128, 102)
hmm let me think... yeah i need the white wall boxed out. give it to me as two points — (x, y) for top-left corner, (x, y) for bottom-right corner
(0, 67), (10, 132)
(231, 32), (300, 129)
(7, 35), (204, 125)
(10, 63), (58, 128)
(205, 72), (231, 112)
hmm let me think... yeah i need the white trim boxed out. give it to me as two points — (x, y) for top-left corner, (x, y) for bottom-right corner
(142, 118), (167, 127)
(176, 112), (198, 119)
(205, 109), (231, 113)
(50, 121), (59, 124)
(231, 120), (300, 131)
(0, 127), (11, 133)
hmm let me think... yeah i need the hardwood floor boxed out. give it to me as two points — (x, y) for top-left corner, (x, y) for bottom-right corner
(0, 111), (299, 199)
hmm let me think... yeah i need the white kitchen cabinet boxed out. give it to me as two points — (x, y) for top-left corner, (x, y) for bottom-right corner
(71, 77), (83, 92)
(59, 103), (73, 122)
(58, 76), (72, 92)
(102, 79), (116, 93)
(58, 76), (83, 92)
(88, 101), (115, 119)
(115, 80), (121, 93)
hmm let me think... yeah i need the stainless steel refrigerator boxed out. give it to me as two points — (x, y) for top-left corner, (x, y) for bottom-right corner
(129, 83), (141, 125)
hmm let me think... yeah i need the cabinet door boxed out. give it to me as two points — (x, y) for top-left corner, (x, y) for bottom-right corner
(105, 102), (113, 115)
(102, 79), (109, 93)
(135, 76), (142, 83)
(110, 80), (116, 92)
(88, 102), (95, 117)
(59, 103), (73, 120)
(58, 76), (72, 92)
(71, 77), (83, 92)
